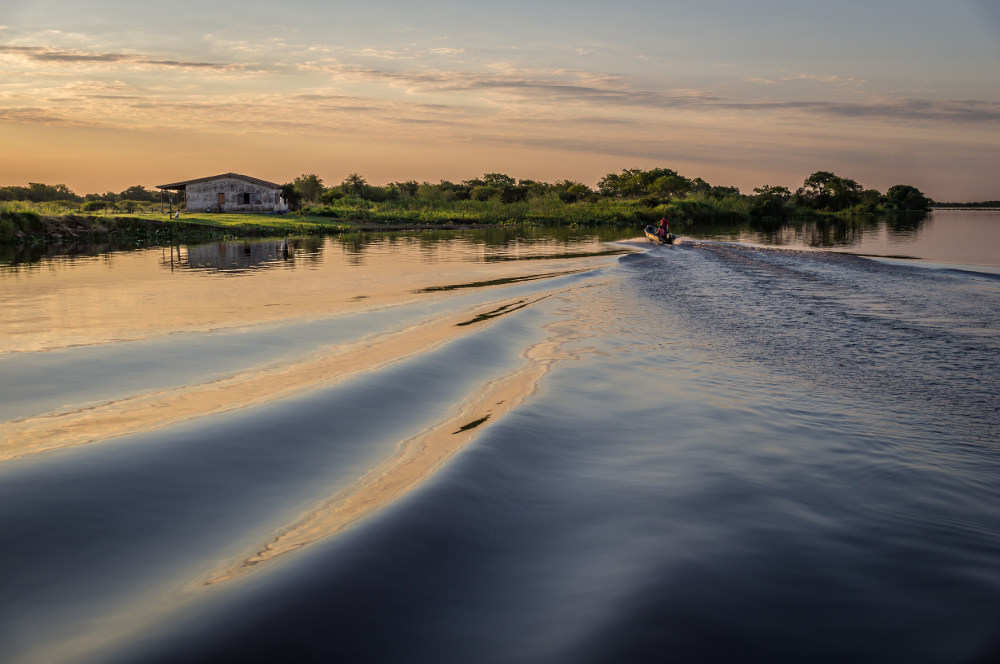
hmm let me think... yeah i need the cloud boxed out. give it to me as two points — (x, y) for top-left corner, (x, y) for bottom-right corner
(16, 41), (985, 130)
(4, 39), (998, 167)
(297, 62), (1000, 125)
(356, 48), (411, 60)
(0, 45), (252, 72)
(0, 106), (100, 127)
(718, 98), (1000, 123)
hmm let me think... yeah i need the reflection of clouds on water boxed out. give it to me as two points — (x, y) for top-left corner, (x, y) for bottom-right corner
(202, 316), (586, 587)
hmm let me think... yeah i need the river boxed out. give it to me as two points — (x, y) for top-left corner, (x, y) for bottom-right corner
(1, 211), (998, 663)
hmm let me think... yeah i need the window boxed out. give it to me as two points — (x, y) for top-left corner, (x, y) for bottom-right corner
(241, 193), (251, 205)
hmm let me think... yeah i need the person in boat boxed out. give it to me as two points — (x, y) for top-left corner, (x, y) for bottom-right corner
(657, 217), (670, 239)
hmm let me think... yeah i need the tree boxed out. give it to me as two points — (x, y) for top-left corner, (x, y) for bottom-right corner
(320, 189), (344, 204)
(471, 185), (502, 201)
(119, 185), (158, 203)
(389, 180), (420, 198)
(795, 171), (862, 211)
(826, 177), (862, 211)
(22, 182), (80, 202)
(598, 168), (689, 199)
(0, 186), (28, 201)
(553, 180), (592, 203)
(598, 169), (645, 197)
(883, 184), (930, 211)
(82, 200), (108, 212)
(707, 185), (740, 199)
(463, 173), (524, 203)
(649, 175), (690, 199)
(751, 185), (791, 217)
(416, 183), (443, 204)
(517, 179), (551, 199)
(293, 173), (324, 204)
(688, 177), (711, 194)
(481, 173), (516, 188)
(753, 185), (791, 199)
(281, 183), (303, 211)
(85, 191), (119, 202)
(436, 180), (470, 201)
(339, 173), (367, 198)
(859, 189), (883, 211)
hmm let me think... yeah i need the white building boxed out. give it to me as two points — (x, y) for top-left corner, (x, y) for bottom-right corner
(157, 173), (288, 213)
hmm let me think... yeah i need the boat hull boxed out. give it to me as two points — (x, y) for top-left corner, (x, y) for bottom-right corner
(644, 226), (680, 245)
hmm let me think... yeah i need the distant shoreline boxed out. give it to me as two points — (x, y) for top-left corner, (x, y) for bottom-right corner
(931, 206), (1000, 211)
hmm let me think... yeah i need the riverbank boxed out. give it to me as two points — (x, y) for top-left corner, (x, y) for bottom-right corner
(0, 209), (656, 245)
(0, 202), (931, 246)
(0, 211), (509, 245)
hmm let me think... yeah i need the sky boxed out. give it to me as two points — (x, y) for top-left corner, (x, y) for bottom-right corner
(1, 0), (999, 200)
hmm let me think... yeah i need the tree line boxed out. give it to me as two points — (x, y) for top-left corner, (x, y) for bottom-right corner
(1, 168), (932, 219)
(284, 168), (931, 216)
(932, 200), (1000, 208)
(0, 182), (161, 213)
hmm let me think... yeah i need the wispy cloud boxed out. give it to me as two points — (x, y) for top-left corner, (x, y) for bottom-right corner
(296, 61), (1000, 125)
(0, 45), (256, 72)
(749, 73), (868, 85)
(0, 106), (101, 127)
(356, 48), (411, 60)
(718, 98), (1000, 123)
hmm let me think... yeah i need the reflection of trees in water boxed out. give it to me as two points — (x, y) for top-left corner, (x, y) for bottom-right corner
(336, 232), (372, 266)
(290, 237), (325, 265)
(0, 241), (128, 269)
(330, 226), (638, 263)
(802, 217), (879, 247)
(748, 217), (795, 245)
(742, 213), (928, 247)
(886, 213), (927, 237)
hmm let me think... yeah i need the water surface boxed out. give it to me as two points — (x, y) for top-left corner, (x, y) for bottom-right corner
(1, 214), (998, 663)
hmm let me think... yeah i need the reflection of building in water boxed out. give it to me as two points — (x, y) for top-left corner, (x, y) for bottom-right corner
(182, 240), (292, 272)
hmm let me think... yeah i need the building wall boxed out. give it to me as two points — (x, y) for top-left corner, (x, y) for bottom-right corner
(185, 177), (286, 213)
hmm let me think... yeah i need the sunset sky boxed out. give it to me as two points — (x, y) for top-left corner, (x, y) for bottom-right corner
(2, 0), (999, 200)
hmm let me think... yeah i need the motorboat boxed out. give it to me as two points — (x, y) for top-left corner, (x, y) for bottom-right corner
(644, 225), (681, 245)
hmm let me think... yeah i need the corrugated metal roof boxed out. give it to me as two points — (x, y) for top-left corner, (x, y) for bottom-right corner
(156, 172), (284, 190)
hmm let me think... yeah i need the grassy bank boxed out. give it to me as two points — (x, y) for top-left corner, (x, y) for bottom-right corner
(0, 207), (361, 245)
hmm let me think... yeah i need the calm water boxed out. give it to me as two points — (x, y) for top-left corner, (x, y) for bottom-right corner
(1, 211), (999, 663)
